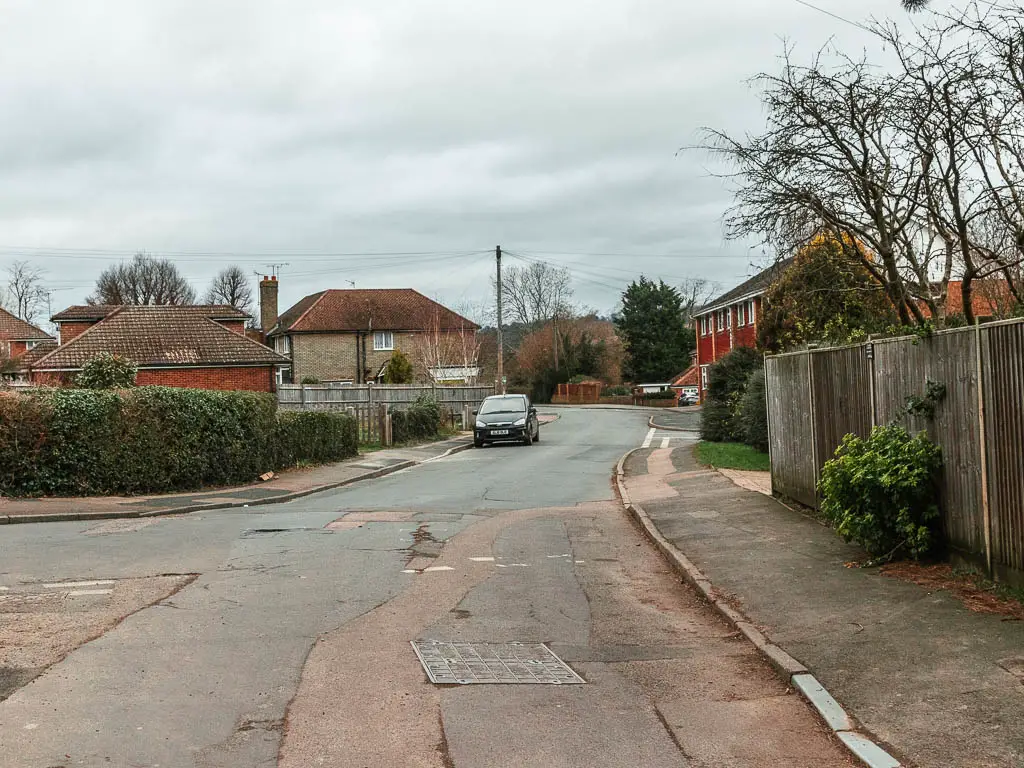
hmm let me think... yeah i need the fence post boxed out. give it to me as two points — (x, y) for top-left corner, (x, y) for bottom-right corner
(807, 351), (820, 497)
(764, 354), (774, 496)
(867, 337), (877, 429)
(974, 321), (993, 576)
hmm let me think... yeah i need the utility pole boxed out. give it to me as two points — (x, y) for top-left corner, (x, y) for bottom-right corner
(496, 245), (504, 394)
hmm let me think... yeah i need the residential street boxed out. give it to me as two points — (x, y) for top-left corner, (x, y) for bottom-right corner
(0, 409), (850, 768)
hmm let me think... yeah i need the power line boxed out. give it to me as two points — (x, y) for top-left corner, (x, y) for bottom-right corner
(792, 0), (873, 33)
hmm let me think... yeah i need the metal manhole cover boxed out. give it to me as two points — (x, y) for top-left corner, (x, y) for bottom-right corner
(411, 641), (585, 685)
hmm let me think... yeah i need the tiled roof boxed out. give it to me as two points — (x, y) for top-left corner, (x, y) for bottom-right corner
(52, 304), (248, 322)
(11, 340), (58, 370)
(943, 280), (1015, 317)
(33, 305), (288, 370)
(696, 258), (795, 316)
(671, 365), (700, 388)
(272, 289), (480, 335)
(0, 307), (53, 341)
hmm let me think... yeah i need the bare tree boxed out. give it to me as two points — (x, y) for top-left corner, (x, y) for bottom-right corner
(89, 253), (196, 306)
(6, 260), (48, 323)
(410, 310), (481, 384)
(678, 278), (719, 325)
(497, 261), (574, 329)
(204, 266), (254, 317)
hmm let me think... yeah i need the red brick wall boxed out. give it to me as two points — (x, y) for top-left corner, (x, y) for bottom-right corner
(58, 322), (96, 344)
(33, 366), (275, 391)
(135, 366), (275, 392)
(215, 320), (246, 336)
(9, 340), (27, 357)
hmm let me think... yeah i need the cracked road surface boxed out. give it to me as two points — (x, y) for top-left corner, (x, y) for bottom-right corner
(0, 409), (853, 767)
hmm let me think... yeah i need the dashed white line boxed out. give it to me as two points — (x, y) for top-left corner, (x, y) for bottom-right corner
(43, 580), (115, 589)
(469, 557), (495, 562)
(423, 566), (455, 573)
(68, 589), (114, 596)
(642, 428), (656, 448)
(661, 437), (671, 448)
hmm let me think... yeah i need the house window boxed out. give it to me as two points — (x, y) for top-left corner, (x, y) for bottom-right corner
(275, 366), (292, 386)
(737, 304), (746, 327)
(747, 299), (756, 324)
(373, 331), (394, 351)
(25, 340), (39, 350)
(700, 365), (709, 390)
(274, 335), (291, 355)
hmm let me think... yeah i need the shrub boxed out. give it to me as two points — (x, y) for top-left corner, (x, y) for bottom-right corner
(300, 376), (321, 385)
(700, 348), (761, 442)
(644, 389), (678, 401)
(274, 410), (358, 467)
(0, 387), (358, 497)
(382, 351), (415, 384)
(391, 394), (442, 443)
(602, 385), (630, 397)
(737, 369), (768, 452)
(818, 426), (943, 561)
(75, 353), (137, 389)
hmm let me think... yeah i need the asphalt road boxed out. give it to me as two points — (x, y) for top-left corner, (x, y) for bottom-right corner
(0, 408), (850, 767)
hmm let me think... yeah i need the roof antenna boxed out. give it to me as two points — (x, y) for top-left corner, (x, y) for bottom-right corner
(346, 280), (356, 288)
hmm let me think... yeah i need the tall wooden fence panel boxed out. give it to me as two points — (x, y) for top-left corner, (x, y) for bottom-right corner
(767, 319), (1024, 579)
(766, 353), (816, 508)
(981, 322), (1024, 579)
(278, 384), (494, 412)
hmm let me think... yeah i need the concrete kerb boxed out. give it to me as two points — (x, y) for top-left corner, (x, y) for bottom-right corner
(613, 448), (904, 768)
(646, 415), (698, 433)
(3, 441), (475, 526)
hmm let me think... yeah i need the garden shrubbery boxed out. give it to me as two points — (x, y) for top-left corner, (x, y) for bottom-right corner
(390, 394), (443, 444)
(818, 425), (943, 561)
(0, 387), (358, 497)
(700, 347), (764, 446)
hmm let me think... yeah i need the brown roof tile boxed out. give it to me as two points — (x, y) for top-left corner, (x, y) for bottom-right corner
(52, 304), (249, 322)
(33, 306), (287, 370)
(0, 307), (53, 342)
(697, 258), (795, 316)
(272, 289), (479, 335)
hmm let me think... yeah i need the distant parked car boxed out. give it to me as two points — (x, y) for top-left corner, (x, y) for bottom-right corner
(473, 394), (540, 447)
(679, 391), (699, 406)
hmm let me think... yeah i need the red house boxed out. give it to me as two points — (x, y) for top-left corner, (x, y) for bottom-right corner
(0, 308), (55, 386)
(692, 259), (792, 401)
(30, 305), (289, 391)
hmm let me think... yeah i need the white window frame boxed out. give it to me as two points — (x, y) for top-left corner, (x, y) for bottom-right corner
(373, 331), (394, 351)
(275, 366), (291, 387)
(700, 365), (709, 389)
(747, 299), (757, 324)
(25, 339), (40, 350)
(274, 335), (291, 355)
(737, 304), (746, 327)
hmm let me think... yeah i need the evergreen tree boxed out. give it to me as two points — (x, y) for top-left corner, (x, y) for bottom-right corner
(615, 277), (694, 382)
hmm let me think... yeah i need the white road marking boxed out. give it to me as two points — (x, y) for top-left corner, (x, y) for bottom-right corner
(0, 586), (9, 591)
(469, 557), (495, 562)
(661, 437), (671, 448)
(642, 428), (655, 448)
(402, 569), (419, 574)
(23, 724), (38, 730)
(575, 560), (586, 564)
(423, 566), (455, 572)
(43, 580), (115, 589)
(68, 589), (114, 596)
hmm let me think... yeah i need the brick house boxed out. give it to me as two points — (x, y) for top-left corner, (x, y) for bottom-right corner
(263, 283), (480, 385)
(693, 259), (793, 402)
(0, 307), (55, 386)
(30, 305), (288, 391)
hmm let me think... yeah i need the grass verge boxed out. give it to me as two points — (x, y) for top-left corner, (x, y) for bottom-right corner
(696, 441), (771, 472)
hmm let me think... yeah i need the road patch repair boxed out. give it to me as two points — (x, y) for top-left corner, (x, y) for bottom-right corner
(411, 641), (585, 685)
(0, 574), (196, 702)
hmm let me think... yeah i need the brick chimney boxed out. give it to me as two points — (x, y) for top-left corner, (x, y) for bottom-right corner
(259, 276), (279, 334)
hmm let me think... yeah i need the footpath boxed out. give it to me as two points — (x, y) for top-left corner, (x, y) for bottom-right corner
(0, 435), (473, 525)
(622, 442), (1024, 768)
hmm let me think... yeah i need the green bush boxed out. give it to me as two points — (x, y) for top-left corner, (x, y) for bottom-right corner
(75, 353), (137, 389)
(700, 348), (761, 442)
(391, 394), (442, 443)
(644, 389), (678, 401)
(300, 376), (321, 385)
(737, 369), (768, 452)
(382, 351), (415, 384)
(602, 385), (630, 397)
(0, 387), (358, 497)
(818, 425), (943, 561)
(274, 410), (358, 467)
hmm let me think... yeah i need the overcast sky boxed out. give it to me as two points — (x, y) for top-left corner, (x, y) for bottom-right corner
(0, 0), (942, 321)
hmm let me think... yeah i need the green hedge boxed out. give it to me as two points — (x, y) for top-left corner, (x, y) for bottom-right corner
(0, 388), (358, 497)
(700, 348), (764, 446)
(390, 394), (442, 444)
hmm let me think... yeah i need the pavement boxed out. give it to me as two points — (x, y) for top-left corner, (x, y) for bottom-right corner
(648, 406), (701, 432)
(0, 408), (853, 768)
(624, 437), (1024, 768)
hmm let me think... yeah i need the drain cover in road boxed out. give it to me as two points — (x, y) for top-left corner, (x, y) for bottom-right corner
(411, 641), (585, 685)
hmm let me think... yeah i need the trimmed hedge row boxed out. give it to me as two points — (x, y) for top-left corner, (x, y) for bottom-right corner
(390, 394), (443, 444)
(0, 388), (358, 497)
(700, 348), (768, 452)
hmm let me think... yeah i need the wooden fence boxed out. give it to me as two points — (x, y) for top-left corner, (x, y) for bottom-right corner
(765, 318), (1024, 582)
(277, 384), (495, 445)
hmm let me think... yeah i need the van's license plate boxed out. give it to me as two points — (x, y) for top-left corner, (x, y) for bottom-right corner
(491, 430), (509, 436)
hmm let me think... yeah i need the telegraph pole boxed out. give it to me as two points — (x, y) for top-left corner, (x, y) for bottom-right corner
(496, 245), (505, 394)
